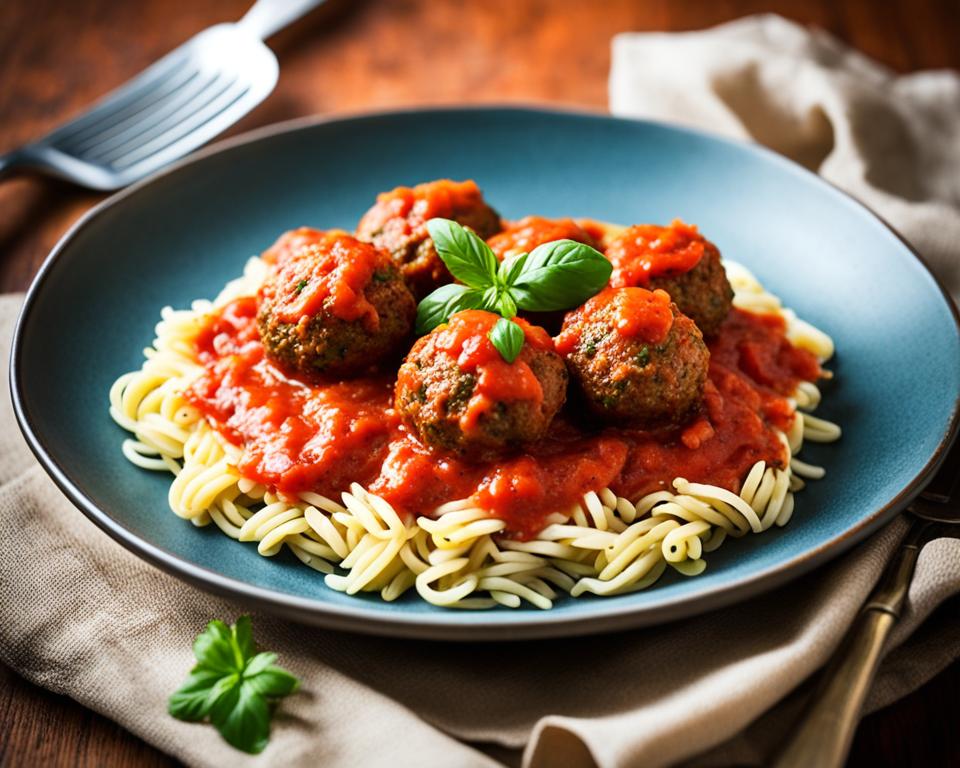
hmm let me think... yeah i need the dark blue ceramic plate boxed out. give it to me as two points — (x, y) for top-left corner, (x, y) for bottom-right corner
(11, 108), (960, 640)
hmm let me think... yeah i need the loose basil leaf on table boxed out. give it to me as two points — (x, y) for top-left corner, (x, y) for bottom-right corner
(168, 616), (300, 755)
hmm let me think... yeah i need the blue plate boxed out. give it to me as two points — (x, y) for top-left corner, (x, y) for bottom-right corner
(11, 108), (960, 639)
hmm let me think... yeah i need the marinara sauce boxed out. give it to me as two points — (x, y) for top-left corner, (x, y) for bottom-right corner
(186, 296), (820, 540)
(606, 219), (708, 287)
(487, 216), (598, 259)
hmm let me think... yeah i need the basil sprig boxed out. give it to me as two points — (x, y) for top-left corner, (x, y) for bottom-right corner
(169, 616), (300, 754)
(488, 316), (525, 363)
(417, 218), (612, 361)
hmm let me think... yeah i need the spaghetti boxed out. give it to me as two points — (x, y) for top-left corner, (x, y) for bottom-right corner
(109, 255), (839, 609)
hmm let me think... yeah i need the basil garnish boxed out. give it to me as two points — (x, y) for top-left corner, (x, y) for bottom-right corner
(509, 239), (612, 311)
(488, 317), (525, 364)
(417, 218), (611, 361)
(426, 218), (499, 288)
(414, 283), (485, 335)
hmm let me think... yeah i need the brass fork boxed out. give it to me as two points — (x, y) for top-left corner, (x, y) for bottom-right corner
(774, 438), (960, 768)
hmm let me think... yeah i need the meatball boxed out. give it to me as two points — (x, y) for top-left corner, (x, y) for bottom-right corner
(605, 220), (733, 336)
(485, 216), (602, 335)
(257, 229), (416, 376)
(395, 310), (567, 459)
(262, 226), (326, 265)
(557, 287), (709, 426)
(356, 179), (502, 299)
(487, 216), (599, 260)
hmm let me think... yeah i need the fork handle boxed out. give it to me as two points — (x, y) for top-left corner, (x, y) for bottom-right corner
(238, 0), (326, 40)
(772, 517), (931, 768)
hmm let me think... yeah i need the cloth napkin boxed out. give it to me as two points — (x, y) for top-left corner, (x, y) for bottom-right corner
(2, 14), (959, 768)
(610, 14), (960, 301)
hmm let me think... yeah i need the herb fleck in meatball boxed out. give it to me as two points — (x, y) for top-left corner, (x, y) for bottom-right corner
(395, 310), (567, 460)
(557, 287), (709, 426)
(487, 216), (598, 260)
(355, 179), (502, 300)
(606, 220), (733, 336)
(257, 229), (415, 376)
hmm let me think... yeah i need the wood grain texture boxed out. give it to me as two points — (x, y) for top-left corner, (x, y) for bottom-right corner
(0, 0), (957, 766)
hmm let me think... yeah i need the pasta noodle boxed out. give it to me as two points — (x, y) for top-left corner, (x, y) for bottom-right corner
(109, 257), (840, 609)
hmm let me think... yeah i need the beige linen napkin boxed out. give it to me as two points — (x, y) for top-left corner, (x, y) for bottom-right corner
(610, 14), (960, 301)
(2, 15), (960, 768)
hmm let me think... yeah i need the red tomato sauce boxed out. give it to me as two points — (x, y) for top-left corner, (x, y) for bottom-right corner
(555, 287), (675, 355)
(606, 220), (709, 287)
(356, 179), (492, 248)
(262, 227), (325, 266)
(186, 299), (820, 540)
(487, 216), (598, 259)
(421, 310), (551, 434)
(257, 229), (386, 330)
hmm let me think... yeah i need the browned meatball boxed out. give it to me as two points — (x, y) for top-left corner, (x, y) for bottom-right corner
(355, 179), (502, 300)
(257, 229), (415, 376)
(395, 310), (567, 460)
(557, 287), (709, 426)
(606, 220), (733, 336)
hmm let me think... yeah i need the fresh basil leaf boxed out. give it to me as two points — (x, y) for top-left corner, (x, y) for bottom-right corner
(246, 666), (301, 698)
(511, 240), (612, 311)
(210, 680), (271, 755)
(496, 290), (518, 319)
(243, 651), (278, 678)
(426, 218), (498, 289)
(497, 251), (528, 286)
(193, 620), (238, 673)
(488, 317), (525, 363)
(170, 617), (300, 755)
(480, 285), (500, 311)
(232, 615), (256, 664)
(168, 667), (225, 721)
(204, 672), (241, 712)
(415, 283), (484, 334)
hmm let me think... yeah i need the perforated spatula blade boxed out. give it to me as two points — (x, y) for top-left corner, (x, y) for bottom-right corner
(0, 0), (324, 190)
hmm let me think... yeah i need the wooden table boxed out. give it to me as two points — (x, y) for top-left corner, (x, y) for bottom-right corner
(1, 1), (957, 765)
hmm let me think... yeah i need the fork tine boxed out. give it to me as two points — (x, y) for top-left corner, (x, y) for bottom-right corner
(112, 80), (252, 170)
(49, 52), (194, 146)
(78, 70), (222, 161)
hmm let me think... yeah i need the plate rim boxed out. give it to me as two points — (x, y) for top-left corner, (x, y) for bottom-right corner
(10, 105), (960, 640)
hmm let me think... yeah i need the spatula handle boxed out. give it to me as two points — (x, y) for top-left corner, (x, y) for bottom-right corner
(238, 0), (327, 40)
(772, 517), (930, 768)
(0, 149), (28, 182)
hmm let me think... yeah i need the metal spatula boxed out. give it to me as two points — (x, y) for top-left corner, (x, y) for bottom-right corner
(0, 0), (324, 190)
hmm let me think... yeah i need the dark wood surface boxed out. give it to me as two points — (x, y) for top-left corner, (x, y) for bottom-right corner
(1, 0), (958, 766)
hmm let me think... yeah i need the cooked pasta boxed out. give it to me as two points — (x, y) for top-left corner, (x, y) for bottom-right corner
(109, 256), (839, 609)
